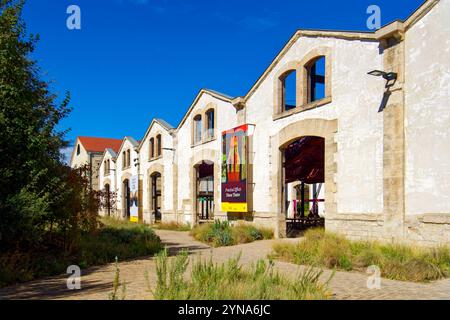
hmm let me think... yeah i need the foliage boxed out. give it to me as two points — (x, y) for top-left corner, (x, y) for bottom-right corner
(150, 249), (332, 300)
(271, 228), (450, 282)
(191, 220), (273, 247)
(0, 217), (163, 287)
(0, 0), (76, 247)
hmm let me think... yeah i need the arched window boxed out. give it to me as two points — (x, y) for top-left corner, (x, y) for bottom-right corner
(149, 137), (155, 159)
(280, 70), (297, 111)
(126, 149), (131, 167)
(76, 144), (80, 155)
(193, 115), (202, 144)
(306, 56), (326, 103)
(156, 134), (162, 157)
(205, 109), (215, 139)
(122, 151), (126, 169)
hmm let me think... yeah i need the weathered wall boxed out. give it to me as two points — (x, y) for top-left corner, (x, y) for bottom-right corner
(98, 150), (117, 217)
(139, 121), (175, 223)
(115, 138), (139, 219)
(175, 93), (237, 224)
(404, 0), (450, 216)
(245, 36), (384, 226)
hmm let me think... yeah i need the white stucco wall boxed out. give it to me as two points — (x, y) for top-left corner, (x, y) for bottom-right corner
(139, 121), (175, 221)
(70, 138), (89, 168)
(115, 138), (139, 216)
(175, 93), (237, 219)
(405, 0), (450, 215)
(99, 151), (117, 193)
(245, 36), (385, 215)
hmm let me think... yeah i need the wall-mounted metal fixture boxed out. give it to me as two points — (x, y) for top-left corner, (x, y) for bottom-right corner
(368, 70), (398, 112)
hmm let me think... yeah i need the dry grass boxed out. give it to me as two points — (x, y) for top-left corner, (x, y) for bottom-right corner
(152, 221), (191, 232)
(150, 249), (332, 300)
(271, 228), (450, 282)
(190, 220), (274, 247)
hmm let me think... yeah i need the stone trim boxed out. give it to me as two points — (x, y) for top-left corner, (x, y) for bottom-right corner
(191, 103), (218, 146)
(189, 149), (219, 226)
(120, 173), (132, 218)
(147, 163), (164, 223)
(381, 35), (406, 240)
(273, 47), (332, 116)
(270, 118), (338, 238)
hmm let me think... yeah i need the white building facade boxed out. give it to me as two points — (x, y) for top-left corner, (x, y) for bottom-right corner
(95, 0), (450, 246)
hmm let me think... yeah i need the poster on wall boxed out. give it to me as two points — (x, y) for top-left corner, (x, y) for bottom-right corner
(221, 124), (248, 212)
(130, 175), (139, 222)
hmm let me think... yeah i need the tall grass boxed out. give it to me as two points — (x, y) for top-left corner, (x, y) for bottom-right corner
(152, 221), (191, 232)
(150, 249), (332, 300)
(272, 228), (450, 282)
(191, 220), (274, 247)
(0, 217), (163, 287)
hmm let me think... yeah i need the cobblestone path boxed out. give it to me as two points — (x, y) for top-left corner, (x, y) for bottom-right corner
(0, 230), (449, 300)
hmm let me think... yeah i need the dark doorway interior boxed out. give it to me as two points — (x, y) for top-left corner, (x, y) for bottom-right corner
(123, 179), (131, 218)
(196, 161), (214, 221)
(105, 183), (111, 216)
(151, 172), (162, 222)
(283, 136), (325, 235)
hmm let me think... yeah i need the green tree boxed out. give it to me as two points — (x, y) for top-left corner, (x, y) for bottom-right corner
(0, 0), (72, 247)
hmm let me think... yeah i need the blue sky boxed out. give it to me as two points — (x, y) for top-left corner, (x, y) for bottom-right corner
(22, 0), (424, 150)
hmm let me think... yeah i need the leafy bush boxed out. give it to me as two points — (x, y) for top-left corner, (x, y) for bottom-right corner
(191, 220), (273, 247)
(150, 249), (332, 300)
(272, 228), (450, 282)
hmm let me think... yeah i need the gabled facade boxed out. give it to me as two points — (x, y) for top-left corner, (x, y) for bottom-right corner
(70, 136), (122, 190)
(115, 137), (140, 219)
(95, 0), (450, 246)
(138, 119), (175, 223)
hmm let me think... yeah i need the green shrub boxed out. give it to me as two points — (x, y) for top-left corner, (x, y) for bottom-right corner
(191, 220), (274, 247)
(150, 249), (332, 300)
(0, 217), (163, 287)
(272, 228), (450, 282)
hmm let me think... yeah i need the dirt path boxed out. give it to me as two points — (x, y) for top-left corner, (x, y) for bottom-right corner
(0, 230), (449, 300)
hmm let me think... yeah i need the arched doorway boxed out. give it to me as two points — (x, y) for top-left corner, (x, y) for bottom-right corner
(123, 179), (131, 218)
(105, 183), (111, 216)
(282, 136), (325, 235)
(195, 160), (214, 221)
(150, 172), (162, 222)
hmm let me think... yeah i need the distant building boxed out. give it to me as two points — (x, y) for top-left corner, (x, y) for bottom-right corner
(70, 136), (122, 190)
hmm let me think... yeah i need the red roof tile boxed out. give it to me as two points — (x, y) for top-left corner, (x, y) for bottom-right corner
(78, 136), (123, 153)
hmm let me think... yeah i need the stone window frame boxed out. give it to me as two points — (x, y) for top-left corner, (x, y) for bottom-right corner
(192, 113), (203, 146)
(122, 149), (131, 170)
(148, 131), (164, 162)
(104, 158), (111, 176)
(273, 47), (332, 120)
(149, 137), (155, 160)
(147, 164), (165, 220)
(191, 103), (218, 147)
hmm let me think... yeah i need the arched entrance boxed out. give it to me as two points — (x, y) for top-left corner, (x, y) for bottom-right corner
(150, 172), (162, 222)
(123, 179), (131, 218)
(270, 118), (337, 238)
(282, 136), (325, 235)
(195, 160), (214, 221)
